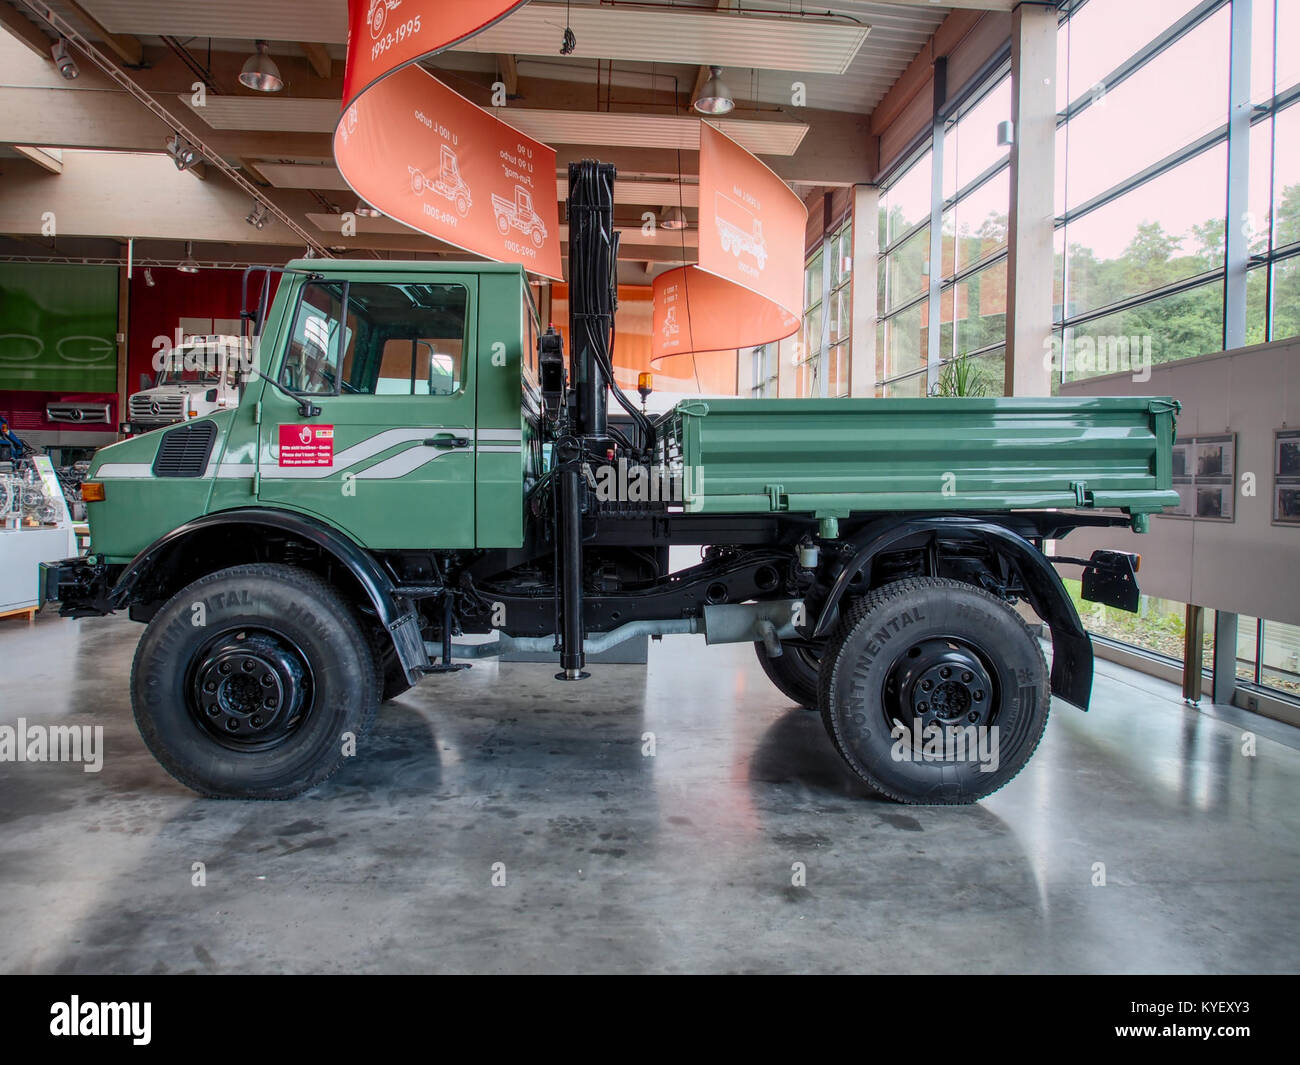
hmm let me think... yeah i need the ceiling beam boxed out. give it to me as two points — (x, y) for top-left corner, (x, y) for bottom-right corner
(299, 41), (332, 80)
(498, 54), (518, 98)
(0, 2), (51, 58)
(57, 0), (144, 67)
(12, 144), (62, 172)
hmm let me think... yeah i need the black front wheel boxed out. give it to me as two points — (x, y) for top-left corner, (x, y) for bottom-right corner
(818, 577), (1050, 805)
(131, 563), (380, 799)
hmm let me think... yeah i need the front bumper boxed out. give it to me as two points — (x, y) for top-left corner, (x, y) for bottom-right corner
(39, 555), (118, 617)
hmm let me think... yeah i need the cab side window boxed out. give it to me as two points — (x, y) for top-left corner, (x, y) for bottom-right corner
(280, 282), (346, 394)
(280, 280), (468, 397)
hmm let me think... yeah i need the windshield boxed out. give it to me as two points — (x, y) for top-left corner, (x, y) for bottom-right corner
(157, 346), (223, 387)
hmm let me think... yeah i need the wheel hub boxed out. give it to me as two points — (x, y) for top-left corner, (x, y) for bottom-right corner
(885, 638), (996, 731)
(193, 634), (309, 748)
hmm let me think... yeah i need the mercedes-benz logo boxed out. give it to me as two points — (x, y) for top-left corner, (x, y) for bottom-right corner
(149, 401), (162, 416)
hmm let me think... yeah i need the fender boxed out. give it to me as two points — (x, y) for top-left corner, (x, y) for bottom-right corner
(109, 508), (429, 684)
(812, 515), (1094, 711)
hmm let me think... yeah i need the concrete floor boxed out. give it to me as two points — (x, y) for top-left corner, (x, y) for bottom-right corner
(1, 609), (1297, 975)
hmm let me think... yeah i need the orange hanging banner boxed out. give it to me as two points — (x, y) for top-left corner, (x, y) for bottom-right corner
(697, 123), (806, 319)
(335, 1), (563, 281)
(652, 267), (799, 364)
(342, 0), (528, 108)
(652, 124), (805, 364)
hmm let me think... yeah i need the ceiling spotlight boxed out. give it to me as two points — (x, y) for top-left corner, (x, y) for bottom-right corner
(245, 200), (270, 229)
(239, 40), (283, 93)
(355, 200), (383, 218)
(177, 242), (200, 274)
(51, 39), (79, 80)
(165, 133), (200, 171)
(661, 206), (688, 231)
(693, 66), (734, 115)
(144, 268), (155, 288)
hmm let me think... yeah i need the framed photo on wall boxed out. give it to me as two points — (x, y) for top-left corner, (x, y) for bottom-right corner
(1159, 432), (1235, 522)
(1274, 429), (1300, 526)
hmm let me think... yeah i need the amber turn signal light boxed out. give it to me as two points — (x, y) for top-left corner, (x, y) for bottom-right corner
(81, 482), (106, 502)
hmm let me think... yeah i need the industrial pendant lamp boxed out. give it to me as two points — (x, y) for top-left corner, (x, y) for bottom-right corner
(693, 66), (734, 115)
(239, 41), (283, 92)
(177, 242), (200, 274)
(661, 206), (687, 230)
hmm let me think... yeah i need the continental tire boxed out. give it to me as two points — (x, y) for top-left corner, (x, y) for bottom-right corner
(130, 563), (380, 799)
(818, 577), (1049, 805)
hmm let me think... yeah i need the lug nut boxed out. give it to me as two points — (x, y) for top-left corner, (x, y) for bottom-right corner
(251, 715), (263, 727)
(225, 719), (239, 731)
(921, 679), (933, 691)
(204, 680), (217, 693)
(207, 706), (219, 717)
(242, 660), (256, 673)
(261, 674), (275, 687)
(973, 690), (984, 701)
(918, 701), (928, 712)
(968, 712), (979, 723)
(940, 667), (951, 679)
(961, 671), (973, 683)
(265, 697), (278, 708)
(219, 662), (232, 675)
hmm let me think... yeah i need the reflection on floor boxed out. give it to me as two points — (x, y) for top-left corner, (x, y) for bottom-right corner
(0, 610), (1296, 974)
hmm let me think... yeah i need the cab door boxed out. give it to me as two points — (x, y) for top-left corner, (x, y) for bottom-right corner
(256, 274), (477, 549)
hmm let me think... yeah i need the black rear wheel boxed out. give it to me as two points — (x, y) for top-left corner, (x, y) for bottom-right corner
(754, 641), (822, 708)
(818, 577), (1049, 805)
(131, 563), (380, 799)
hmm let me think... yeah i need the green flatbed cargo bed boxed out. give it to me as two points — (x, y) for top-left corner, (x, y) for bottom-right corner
(662, 396), (1180, 518)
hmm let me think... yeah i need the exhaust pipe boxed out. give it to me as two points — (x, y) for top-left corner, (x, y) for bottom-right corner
(437, 600), (804, 662)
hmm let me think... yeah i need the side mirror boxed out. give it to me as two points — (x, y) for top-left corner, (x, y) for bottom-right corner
(139, 374), (151, 391)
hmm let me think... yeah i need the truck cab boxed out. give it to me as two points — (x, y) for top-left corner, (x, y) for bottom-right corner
(127, 334), (245, 434)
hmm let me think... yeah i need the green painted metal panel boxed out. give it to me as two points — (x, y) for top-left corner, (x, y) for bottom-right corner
(664, 396), (1180, 519)
(0, 263), (118, 392)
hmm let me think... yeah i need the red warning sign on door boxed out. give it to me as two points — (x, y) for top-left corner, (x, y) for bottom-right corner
(278, 424), (335, 467)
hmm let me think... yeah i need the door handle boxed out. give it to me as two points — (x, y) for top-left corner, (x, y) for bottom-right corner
(425, 433), (469, 449)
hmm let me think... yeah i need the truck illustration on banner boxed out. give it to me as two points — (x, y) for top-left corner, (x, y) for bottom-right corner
(408, 144), (472, 217)
(662, 304), (679, 339)
(715, 191), (768, 271)
(492, 185), (548, 247)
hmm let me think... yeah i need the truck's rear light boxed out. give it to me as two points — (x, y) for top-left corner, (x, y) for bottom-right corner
(81, 482), (106, 502)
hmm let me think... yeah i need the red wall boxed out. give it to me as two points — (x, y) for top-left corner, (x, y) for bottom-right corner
(126, 267), (250, 393)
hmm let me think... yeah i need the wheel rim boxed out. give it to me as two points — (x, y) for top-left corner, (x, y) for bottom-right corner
(881, 636), (998, 734)
(188, 630), (315, 751)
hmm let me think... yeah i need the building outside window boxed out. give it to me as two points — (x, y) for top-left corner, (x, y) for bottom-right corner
(1054, 0), (1300, 385)
(795, 218), (853, 398)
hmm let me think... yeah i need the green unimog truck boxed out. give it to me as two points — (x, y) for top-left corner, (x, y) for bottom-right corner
(43, 163), (1178, 804)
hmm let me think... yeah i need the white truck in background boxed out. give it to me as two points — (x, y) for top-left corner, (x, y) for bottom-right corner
(127, 335), (246, 435)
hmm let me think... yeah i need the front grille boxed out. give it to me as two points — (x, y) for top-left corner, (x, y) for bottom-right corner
(130, 395), (186, 417)
(152, 421), (216, 478)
